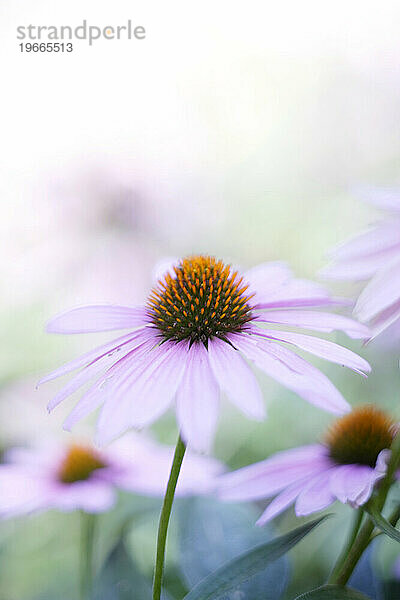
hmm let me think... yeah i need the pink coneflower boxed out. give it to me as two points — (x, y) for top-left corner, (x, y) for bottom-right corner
(321, 187), (400, 338)
(0, 433), (223, 517)
(41, 255), (370, 452)
(218, 406), (395, 524)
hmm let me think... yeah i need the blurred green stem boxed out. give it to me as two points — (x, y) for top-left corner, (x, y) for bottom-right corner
(80, 512), (96, 600)
(328, 508), (364, 583)
(152, 434), (186, 600)
(329, 431), (400, 586)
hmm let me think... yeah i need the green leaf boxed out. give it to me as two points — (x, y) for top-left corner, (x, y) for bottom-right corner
(294, 584), (372, 599)
(178, 497), (288, 600)
(183, 515), (329, 600)
(367, 507), (400, 544)
(92, 538), (153, 600)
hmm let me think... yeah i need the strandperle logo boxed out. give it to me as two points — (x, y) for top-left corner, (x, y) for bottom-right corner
(16, 20), (146, 46)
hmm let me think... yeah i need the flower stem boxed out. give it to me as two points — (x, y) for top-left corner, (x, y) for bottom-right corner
(328, 508), (364, 583)
(80, 512), (96, 600)
(152, 434), (186, 600)
(330, 431), (400, 586)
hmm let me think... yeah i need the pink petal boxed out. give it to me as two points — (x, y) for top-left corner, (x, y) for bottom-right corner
(51, 480), (115, 513)
(321, 219), (400, 281)
(255, 279), (342, 309)
(320, 256), (389, 281)
(96, 342), (188, 445)
(129, 342), (188, 425)
(176, 343), (220, 453)
(232, 333), (350, 414)
(47, 346), (135, 412)
(65, 336), (158, 434)
(46, 305), (149, 334)
(369, 298), (400, 338)
(326, 221), (400, 261)
(218, 445), (329, 501)
(152, 257), (178, 282)
(0, 468), (50, 516)
(110, 433), (224, 497)
(253, 329), (371, 376)
(38, 329), (148, 385)
(63, 391), (105, 431)
(355, 186), (400, 212)
(329, 464), (382, 507)
(295, 470), (336, 516)
(244, 262), (292, 304)
(355, 257), (400, 323)
(255, 310), (370, 339)
(256, 480), (308, 525)
(208, 338), (266, 420)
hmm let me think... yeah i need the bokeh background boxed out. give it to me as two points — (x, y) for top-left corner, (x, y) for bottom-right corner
(2, 1), (400, 598)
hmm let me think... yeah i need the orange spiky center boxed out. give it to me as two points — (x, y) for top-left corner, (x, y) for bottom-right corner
(58, 445), (107, 484)
(147, 255), (255, 346)
(326, 405), (395, 467)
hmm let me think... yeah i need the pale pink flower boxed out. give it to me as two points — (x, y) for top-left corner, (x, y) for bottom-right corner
(321, 187), (400, 338)
(40, 256), (370, 452)
(218, 406), (394, 524)
(0, 433), (223, 517)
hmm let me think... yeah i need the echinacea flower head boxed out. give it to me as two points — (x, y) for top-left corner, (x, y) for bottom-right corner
(0, 434), (223, 517)
(321, 187), (400, 338)
(41, 255), (370, 452)
(217, 405), (395, 525)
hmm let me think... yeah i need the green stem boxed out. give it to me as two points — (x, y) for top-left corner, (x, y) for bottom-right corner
(330, 431), (400, 586)
(80, 512), (96, 600)
(330, 516), (375, 586)
(388, 505), (400, 528)
(328, 508), (364, 583)
(152, 434), (186, 600)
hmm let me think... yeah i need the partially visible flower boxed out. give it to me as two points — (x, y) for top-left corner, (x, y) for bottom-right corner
(217, 406), (395, 524)
(40, 256), (370, 452)
(321, 187), (400, 338)
(0, 434), (223, 517)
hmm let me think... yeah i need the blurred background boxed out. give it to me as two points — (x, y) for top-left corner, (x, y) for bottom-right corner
(1, 1), (400, 598)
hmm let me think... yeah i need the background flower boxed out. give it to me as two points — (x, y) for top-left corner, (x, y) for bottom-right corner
(0, 434), (223, 517)
(218, 406), (394, 524)
(322, 187), (400, 339)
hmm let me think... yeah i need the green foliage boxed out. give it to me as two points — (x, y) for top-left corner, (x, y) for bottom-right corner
(294, 585), (372, 599)
(92, 538), (153, 600)
(367, 508), (400, 544)
(182, 516), (329, 600)
(178, 497), (288, 600)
